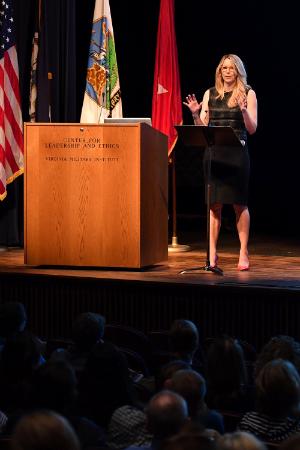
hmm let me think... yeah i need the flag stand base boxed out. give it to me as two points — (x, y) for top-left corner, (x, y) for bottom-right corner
(168, 236), (191, 253)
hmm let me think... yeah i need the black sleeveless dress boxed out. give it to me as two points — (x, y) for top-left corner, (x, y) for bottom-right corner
(204, 87), (250, 205)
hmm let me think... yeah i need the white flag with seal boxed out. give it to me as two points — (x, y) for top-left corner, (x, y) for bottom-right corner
(80, 0), (122, 123)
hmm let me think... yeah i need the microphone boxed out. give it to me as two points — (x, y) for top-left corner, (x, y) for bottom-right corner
(98, 91), (105, 123)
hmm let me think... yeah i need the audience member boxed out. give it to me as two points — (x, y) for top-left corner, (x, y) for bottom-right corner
(0, 302), (27, 351)
(108, 405), (152, 450)
(26, 359), (106, 449)
(0, 330), (44, 415)
(156, 360), (192, 392)
(161, 422), (218, 450)
(107, 361), (191, 449)
(170, 369), (224, 434)
(239, 359), (300, 442)
(136, 358), (192, 407)
(111, 391), (188, 450)
(206, 336), (253, 412)
(11, 410), (80, 450)
(145, 390), (188, 443)
(169, 320), (204, 372)
(51, 312), (105, 375)
(77, 338), (133, 428)
(254, 335), (300, 378)
(218, 431), (266, 450)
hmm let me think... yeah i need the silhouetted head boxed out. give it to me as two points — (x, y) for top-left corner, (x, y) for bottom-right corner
(161, 422), (218, 450)
(206, 336), (248, 395)
(0, 302), (27, 338)
(1, 330), (42, 380)
(256, 359), (300, 418)
(80, 341), (133, 426)
(218, 432), (266, 450)
(108, 405), (152, 449)
(12, 410), (80, 450)
(255, 335), (300, 377)
(155, 359), (191, 392)
(146, 390), (188, 440)
(31, 360), (77, 413)
(71, 312), (105, 351)
(170, 369), (206, 418)
(169, 320), (199, 362)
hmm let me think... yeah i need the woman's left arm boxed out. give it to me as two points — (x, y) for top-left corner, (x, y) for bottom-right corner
(239, 89), (258, 135)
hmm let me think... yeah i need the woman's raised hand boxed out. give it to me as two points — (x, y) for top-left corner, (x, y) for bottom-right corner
(183, 94), (202, 114)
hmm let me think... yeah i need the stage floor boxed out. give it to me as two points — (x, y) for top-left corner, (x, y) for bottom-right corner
(1, 230), (300, 348)
(1, 231), (300, 291)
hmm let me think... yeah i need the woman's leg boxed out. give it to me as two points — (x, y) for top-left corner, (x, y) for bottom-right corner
(210, 203), (223, 266)
(233, 204), (250, 268)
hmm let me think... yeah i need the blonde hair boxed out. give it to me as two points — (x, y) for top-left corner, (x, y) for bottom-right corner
(215, 54), (248, 107)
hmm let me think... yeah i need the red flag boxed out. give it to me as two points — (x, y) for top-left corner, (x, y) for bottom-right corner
(0, 0), (24, 200)
(152, 0), (182, 156)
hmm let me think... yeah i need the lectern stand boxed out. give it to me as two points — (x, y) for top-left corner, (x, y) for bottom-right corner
(175, 125), (243, 275)
(24, 123), (168, 268)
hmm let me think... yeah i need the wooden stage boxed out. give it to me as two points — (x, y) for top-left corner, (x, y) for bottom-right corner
(1, 231), (300, 351)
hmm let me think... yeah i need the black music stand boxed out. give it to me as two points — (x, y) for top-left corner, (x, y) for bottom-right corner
(175, 125), (242, 275)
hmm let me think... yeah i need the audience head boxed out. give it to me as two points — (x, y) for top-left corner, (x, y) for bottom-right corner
(161, 422), (218, 450)
(11, 410), (80, 450)
(1, 330), (42, 380)
(170, 369), (206, 418)
(146, 390), (188, 440)
(71, 312), (105, 351)
(169, 320), (199, 362)
(85, 340), (131, 390)
(255, 335), (300, 377)
(79, 341), (133, 426)
(218, 432), (266, 450)
(31, 360), (77, 413)
(108, 405), (152, 449)
(0, 301), (27, 338)
(206, 335), (248, 394)
(156, 359), (191, 392)
(255, 359), (300, 419)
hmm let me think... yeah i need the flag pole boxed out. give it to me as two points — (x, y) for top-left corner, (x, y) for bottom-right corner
(38, 0), (42, 26)
(152, 0), (190, 253)
(168, 151), (190, 253)
(48, 72), (53, 122)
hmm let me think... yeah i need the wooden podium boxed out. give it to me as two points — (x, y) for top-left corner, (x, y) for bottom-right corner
(24, 123), (168, 268)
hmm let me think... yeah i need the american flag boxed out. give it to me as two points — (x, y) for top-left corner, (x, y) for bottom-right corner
(0, 0), (24, 201)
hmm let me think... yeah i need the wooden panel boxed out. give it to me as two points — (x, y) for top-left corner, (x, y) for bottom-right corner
(25, 123), (141, 267)
(24, 123), (168, 268)
(140, 124), (168, 266)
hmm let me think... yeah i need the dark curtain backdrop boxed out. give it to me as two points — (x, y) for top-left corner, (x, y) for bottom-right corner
(36, 0), (77, 121)
(0, 0), (299, 246)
